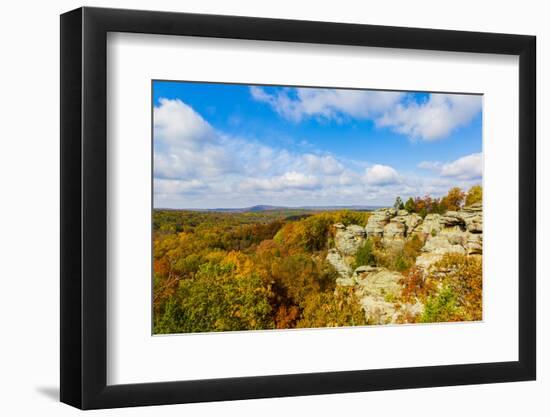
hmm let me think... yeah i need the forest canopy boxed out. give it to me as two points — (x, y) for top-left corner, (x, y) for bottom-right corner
(153, 185), (482, 333)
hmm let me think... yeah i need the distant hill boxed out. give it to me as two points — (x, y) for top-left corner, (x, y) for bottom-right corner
(156, 205), (384, 212)
(245, 205), (282, 212)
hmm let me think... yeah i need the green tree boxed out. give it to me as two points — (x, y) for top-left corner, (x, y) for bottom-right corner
(393, 196), (405, 210)
(430, 198), (446, 214)
(404, 197), (416, 213)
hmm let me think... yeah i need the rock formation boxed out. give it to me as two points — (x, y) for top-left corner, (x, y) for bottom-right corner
(416, 202), (482, 269)
(326, 202), (483, 324)
(365, 208), (395, 237)
(326, 249), (353, 283)
(333, 223), (366, 257)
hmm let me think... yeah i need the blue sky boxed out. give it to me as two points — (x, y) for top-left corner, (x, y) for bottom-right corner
(153, 81), (482, 209)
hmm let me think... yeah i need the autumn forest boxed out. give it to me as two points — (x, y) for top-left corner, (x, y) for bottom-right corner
(153, 186), (483, 334)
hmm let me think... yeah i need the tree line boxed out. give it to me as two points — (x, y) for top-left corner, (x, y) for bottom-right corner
(393, 185), (482, 217)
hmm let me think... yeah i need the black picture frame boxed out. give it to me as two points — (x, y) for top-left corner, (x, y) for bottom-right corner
(60, 6), (536, 410)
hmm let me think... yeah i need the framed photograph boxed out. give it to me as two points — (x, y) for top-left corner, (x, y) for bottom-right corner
(60, 6), (536, 409)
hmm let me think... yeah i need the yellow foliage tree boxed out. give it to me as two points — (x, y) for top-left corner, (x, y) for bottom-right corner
(441, 187), (465, 211)
(465, 185), (482, 206)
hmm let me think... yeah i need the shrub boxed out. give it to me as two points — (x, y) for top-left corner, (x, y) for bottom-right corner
(397, 253), (482, 324)
(399, 267), (437, 303)
(393, 254), (409, 272)
(421, 286), (458, 323)
(297, 287), (366, 328)
(353, 238), (376, 268)
(332, 210), (371, 226)
(403, 234), (423, 259)
(435, 253), (482, 321)
(371, 235), (423, 273)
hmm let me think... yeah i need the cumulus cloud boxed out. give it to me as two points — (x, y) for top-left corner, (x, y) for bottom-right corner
(300, 154), (344, 176)
(251, 87), (481, 141)
(364, 164), (401, 186)
(153, 97), (480, 209)
(154, 98), (215, 146)
(418, 153), (482, 180)
(239, 171), (320, 192)
(154, 178), (208, 194)
(440, 153), (483, 180)
(153, 99), (239, 180)
(376, 94), (482, 141)
(250, 86), (404, 122)
(153, 98), (369, 207)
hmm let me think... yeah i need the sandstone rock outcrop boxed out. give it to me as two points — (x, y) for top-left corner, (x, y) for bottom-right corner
(365, 208), (395, 238)
(382, 216), (407, 248)
(422, 235), (466, 255)
(440, 211), (464, 227)
(414, 203), (483, 269)
(326, 202), (483, 324)
(460, 202), (483, 233)
(404, 213), (423, 235)
(333, 223), (366, 257)
(354, 267), (402, 298)
(351, 266), (424, 324)
(354, 266), (402, 324)
(466, 233), (483, 255)
(326, 248), (353, 282)
(421, 214), (442, 236)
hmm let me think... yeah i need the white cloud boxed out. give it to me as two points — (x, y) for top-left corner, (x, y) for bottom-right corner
(364, 164), (401, 186)
(418, 152), (482, 180)
(251, 88), (481, 142)
(440, 153), (483, 180)
(376, 94), (482, 141)
(154, 142), (238, 180)
(154, 98), (215, 146)
(300, 154), (344, 175)
(239, 171), (320, 192)
(154, 178), (208, 194)
(250, 86), (403, 122)
(153, 98), (479, 209)
(153, 98), (362, 207)
(153, 98), (239, 180)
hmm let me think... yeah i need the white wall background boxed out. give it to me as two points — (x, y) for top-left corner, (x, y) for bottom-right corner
(0, 0), (545, 415)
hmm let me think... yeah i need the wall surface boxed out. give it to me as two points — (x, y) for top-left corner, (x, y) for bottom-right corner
(0, 0), (545, 415)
